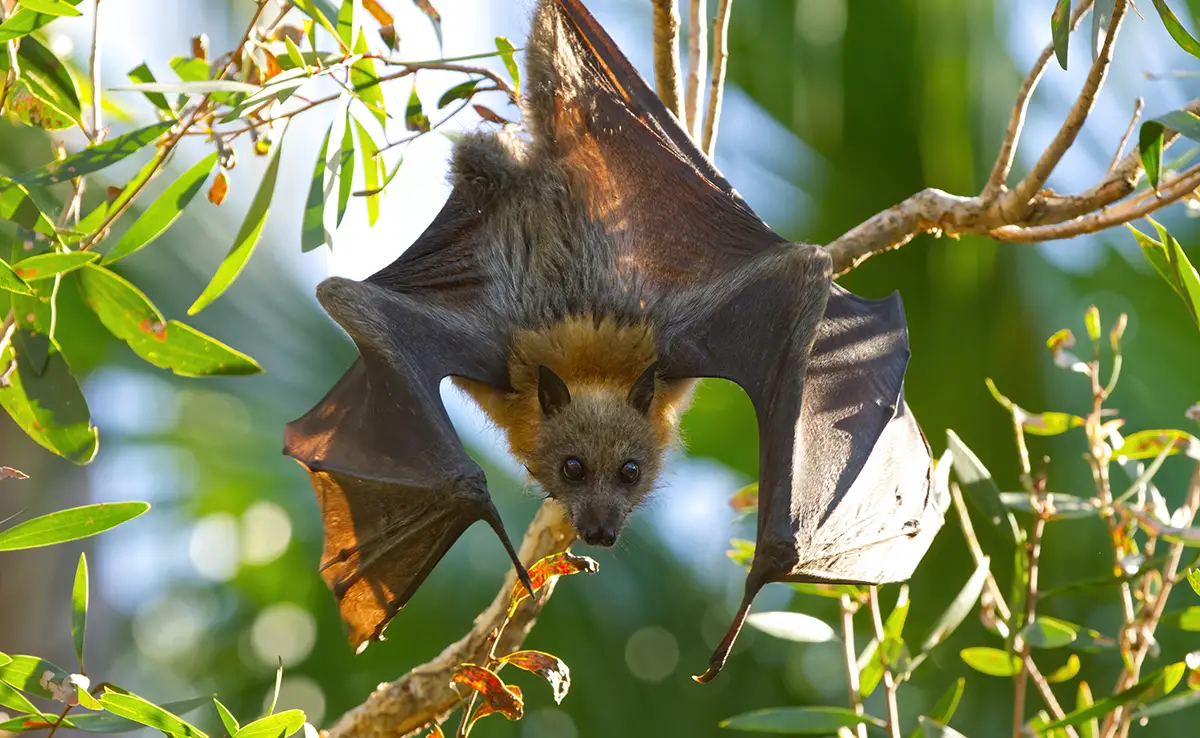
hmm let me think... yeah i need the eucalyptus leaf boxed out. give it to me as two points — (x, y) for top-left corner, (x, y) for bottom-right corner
(103, 152), (218, 263)
(301, 122), (332, 253)
(719, 707), (884, 734)
(0, 330), (98, 464)
(0, 502), (149, 551)
(1051, 0), (1071, 70)
(233, 711), (305, 738)
(959, 647), (1020, 677)
(12, 122), (173, 186)
(947, 430), (1020, 549)
(98, 691), (207, 738)
(72, 552), (88, 669)
(745, 611), (837, 643)
(0, 178), (59, 238)
(11, 252), (99, 281)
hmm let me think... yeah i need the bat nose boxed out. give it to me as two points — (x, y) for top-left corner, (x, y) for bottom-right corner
(582, 526), (617, 547)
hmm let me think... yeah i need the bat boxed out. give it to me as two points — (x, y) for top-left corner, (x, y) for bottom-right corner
(284, 0), (945, 681)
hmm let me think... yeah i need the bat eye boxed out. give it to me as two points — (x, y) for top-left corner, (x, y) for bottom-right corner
(619, 460), (640, 484)
(561, 457), (585, 482)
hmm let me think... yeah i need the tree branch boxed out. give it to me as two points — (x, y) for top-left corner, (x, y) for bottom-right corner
(322, 502), (577, 738)
(684, 0), (706, 138)
(651, 0), (684, 120)
(701, 0), (732, 157)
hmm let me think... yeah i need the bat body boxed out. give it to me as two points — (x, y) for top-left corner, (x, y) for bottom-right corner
(285, 0), (945, 680)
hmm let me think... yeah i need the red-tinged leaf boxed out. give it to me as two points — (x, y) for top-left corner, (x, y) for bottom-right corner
(450, 665), (523, 723)
(363, 0), (394, 26)
(0, 466), (29, 480)
(473, 104), (510, 125)
(508, 552), (598, 615)
(1141, 120), (1165, 192)
(379, 24), (399, 51)
(729, 482), (758, 513)
(1021, 411), (1084, 436)
(412, 0), (442, 48)
(208, 170), (228, 205)
(1150, 0), (1200, 59)
(425, 723), (445, 738)
(500, 650), (571, 704)
(1117, 429), (1200, 462)
(1052, 0), (1072, 70)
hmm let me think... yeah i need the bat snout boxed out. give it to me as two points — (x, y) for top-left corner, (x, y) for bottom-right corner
(580, 524), (618, 547)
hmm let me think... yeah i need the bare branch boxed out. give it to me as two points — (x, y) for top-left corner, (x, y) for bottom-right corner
(1000, 0), (1127, 219)
(983, 0), (1095, 199)
(322, 502), (577, 738)
(89, 0), (103, 141)
(868, 587), (902, 738)
(701, 0), (732, 157)
(1108, 97), (1143, 175)
(684, 0), (706, 138)
(839, 595), (868, 738)
(651, 0), (684, 119)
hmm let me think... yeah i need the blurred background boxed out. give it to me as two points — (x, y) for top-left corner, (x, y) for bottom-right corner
(2, 0), (1200, 736)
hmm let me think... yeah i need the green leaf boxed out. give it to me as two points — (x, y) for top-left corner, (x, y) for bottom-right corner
(946, 430), (1020, 549)
(1129, 224), (1179, 297)
(0, 679), (47, 718)
(1021, 411), (1084, 436)
(1161, 606), (1200, 630)
(438, 79), (479, 109)
(11, 252), (99, 281)
(289, 0), (342, 45)
(0, 257), (34, 295)
(745, 612), (837, 643)
(337, 111), (353, 227)
(929, 678), (965, 726)
(267, 658), (283, 716)
(1077, 682), (1098, 738)
(103, 152), (218, 263)
(284, 36), (306, 70)
(1051, 0), (1071, 70)
(12, 122), (173, 186)
(1118, 428), (1200, 462)
(1000, 491), (1098, 520)
(0, 502), (148, 551)
(72, 552), (88, 669)
(1047, 654), (1082, 683)
(335, 0), (354, 45)
(1188, 568), (1200, 596)
(1133, 689), (1200, 720)
(213, 699), (239, 737)
(0, 655), (69, 699)
(0, 696), (214, 734)
(112, 80), (259, 95)
(76, 264), (261, 376)
(17, 0), (81, 17)
(1140, 121), (1165, 191)
(861, 591), (910, 698)
(233, 711), (305, 738)
(5, 80), (73, 130)
(405, 85), (430, 132)
(218, 68), (310, 124)
(0, 35), (83, 129)
(495, 36), (519, 93)
(0, 178), (59, 238)
(1155, 109), (1200, 143)
(0, 653), (10, 668)
(350, 30), (386, 127)
(919, 557), (989, 654)
(0, 331), (98, 464)
(0, 0), (83, 43)
(1043, 664), (1185, 730)
(169, 55), (209, 83)
(301, 122), (332, 252)
(189, 125), (288, 314)
(959, 647), (1020, 677)
(99, 691), (207, 738)
(1162, 224), (1200, 330)
(1150, 0), (1200, 59)
(354, 118), (381, 226)
(1022, 617), (1078, 649)
(127, 63), (173, 114)
(719, 707), (884, 734)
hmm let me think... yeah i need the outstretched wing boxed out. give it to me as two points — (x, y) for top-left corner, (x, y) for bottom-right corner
(531, 0), (940, 681)
(284, 275), (532, 651)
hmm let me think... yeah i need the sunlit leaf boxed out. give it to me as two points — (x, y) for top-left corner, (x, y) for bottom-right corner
(960, 647), (1020, 677)
(1076, 682), (1098, 738)
(1000, 491), (1098, 520)
(1162, 223), (1200, 330)
(103, 152), (218, 263)
(233, 711), (305, 738)
(451, 665), (522, 724)
(11, 252), (99, 281)
(0, 35), (84, 129)
(860, 591), (909, 697)
(189, 124), (288, 314)
(17, 0), (80, 17)
(0, 502), (148, 551)
(72, 552), (88, 669)
(214, 699), (239, 737)
(284, 36), (307, 70)
(4, 80), (72, 130)
(746, 611), (837, 644)
(438, 79), (479, 109)
(1022, 412), (1084, 436)
(207, 170), (228, 206)
(413, 0), (442, 49)
(335, 0), (354, 45)
(350, 30), (386, 128)
(929, 678), (965, 726)
(76, 264), (261, 376)
(362, 0), (393, 26)
(1134, 689), (1200, 720)
(353, 118), (381, 226)
(508, 552), (598, 616)
(1051, 0), (1071, 69)
(729, 482), (758, 514)
(0, 653), (10, 668)
(1150, 0), (1200, 59)
(0, 178), (59, 238)
(1022, 617), (1078, 649)
(1188, 568), (1200, 597)
(495, 36), (519, 93)
(718, 707), (884, 733)
(472, 104), (510, 125)
(99, 690), (206, 738)
(1161, 606), (1200, 630)
(0, 0), (83, 43)
(1043, 664), (1186, 730)
(302, 122), (332, 252)
(289, 0), (343, 48)
(405, 85), (430, 132)
(0, 655), (69, 699)
(499, 650), (571, 704)
(1045, 654), (1082, 684)
(337, 110), (354, 227)
(13, 122), (173, 186)
(1140, 120), (1165, 192)
(0, 331), (98, 464)
(111, 80), (259, 95)
(0, 257), (34, 296)
(919, 557), (989, 654)
(0, 679), (48, 718)
(267, 658), (282, 715)
(127, 63), (172, 114)
(946, 430), (1020, 549)
(1117, 429), (1200, 462)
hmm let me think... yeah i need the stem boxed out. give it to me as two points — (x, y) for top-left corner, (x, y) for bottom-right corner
(840, 595), (868, 738)
(1012, 497), (1048, 738)
(650, 0), (683, 119)
(868, 587), (901, 738)
(684, 0), (706, 138)
(1108, 98), (1143, 175)
(89, 0), (102, 140)
(701, 0), (732, 157)
(0, 0), (19, 114)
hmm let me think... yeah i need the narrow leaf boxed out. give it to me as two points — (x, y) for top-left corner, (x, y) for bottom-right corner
(0, 331), (98, 464)
(127, 63), (172, 114)
(335, 0), (354, 45)
(103, 152), (218, 263)
(12, 122), (173, 186)
(412, 0), (442, 49)
(959, 647), (1020, 677)
(509, 552), (598, 616)
(745, 612), (838, 644)
(1092, 0), (1116, 60)
(1043, 665), (1184, 730)
(0, 502), (149, 551)
(1150, 0), (1200, 59)
(72, 552), (88, 669)
(11, 252), (99, 281)
(0, 257), (34, 295)
(719, 707), (885, 733)
(267, 658), (282, 716)
(99, 691), (206, 738)
(0, 696), (215, 734)
(1047, 654), (1082, 683)
(289, 0), (343, 48)
(1077, 682), (1098, 738)
(1156, 109), (1200, 143)
(0, 0), (84, 43)
(495, 36), (519, 93)
(405, 85), (430, 132)
(1141, 121), (1165, 192)
(499, 650), (570, 704)
(920, 557), (990, 653)
(353, 118), (381, 226)
(0, 178), (59, 237)
(189, 125), (288, 314)
(947, 430), (1020, 548)
(214, 698), (239, 737)
(0, 35), (83, 128)
(110, 81), (259, 94)
(337, 112), (353, 227)
(302, 122), (332, 252)
(19, 0), (82, 17)
(437, 79), (478, 109)
(450, 665), (522, 722)
(1052, 0), (1072, 70)
(233, 711), (305, 738)
(0, 655), (69, 699)
(1022, 617), (1078, 649)
(929, 678), (965, 725)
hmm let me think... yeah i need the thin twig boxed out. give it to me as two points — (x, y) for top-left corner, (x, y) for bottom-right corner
(684, 0), (706, 138)
(89, 0), (103, 140)
(840, 595), (868, 738)
(0, 1), (19, 114)
(701, 0), (731, 157)
(983, 0), (1094, 199)
(868, 587), (901, 738)
(1108, 97), (1143, 175)
(650, 0), (684, 119)
(1012, 488), (1049, 738)
(1000, 0), (1127, 220)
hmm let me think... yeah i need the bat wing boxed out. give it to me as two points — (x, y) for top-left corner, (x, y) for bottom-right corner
(532, 1), (940, 681)
(283, 201), (532, 651)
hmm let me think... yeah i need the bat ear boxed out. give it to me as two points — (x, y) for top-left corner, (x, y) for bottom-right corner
(538, 365), (571, 416)
(627, 362), (658, 415)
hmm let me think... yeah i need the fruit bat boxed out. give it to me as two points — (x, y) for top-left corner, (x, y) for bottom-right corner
(284, 0), (944, 681)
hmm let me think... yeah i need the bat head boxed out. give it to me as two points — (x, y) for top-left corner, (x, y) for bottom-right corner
(530, 363), (663, 546)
